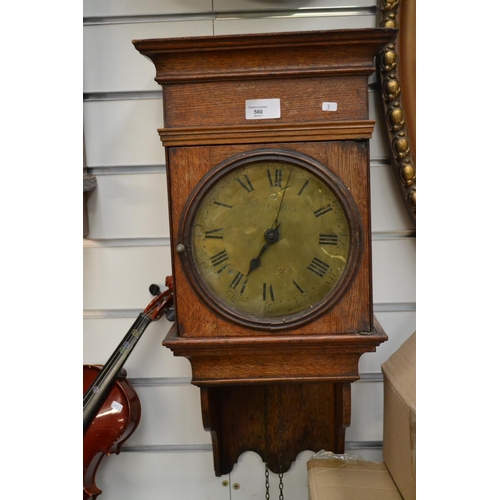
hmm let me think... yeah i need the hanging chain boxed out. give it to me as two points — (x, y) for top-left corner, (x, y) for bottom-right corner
(264, 392), (285, 500)
(264, 386), (271, 500)
(265, 463), (271, 500)
(263, 387), (285, 500)
(277, 388), (285, 500)
(278, 473), (284, 500)
(264, 462), (284, 500)
(264, 463), (285, 500)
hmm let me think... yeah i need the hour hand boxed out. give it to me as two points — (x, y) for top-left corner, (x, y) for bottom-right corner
(247, 242), (270, 275)
(246, 225), (281, 276)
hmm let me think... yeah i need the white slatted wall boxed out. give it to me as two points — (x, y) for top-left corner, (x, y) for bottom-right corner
(83, 2), (416, 498)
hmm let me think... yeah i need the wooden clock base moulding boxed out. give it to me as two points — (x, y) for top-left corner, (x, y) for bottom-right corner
(162, 319), (387, 475)
(163, 320), (386, 385)
(201, 381), (351, 476)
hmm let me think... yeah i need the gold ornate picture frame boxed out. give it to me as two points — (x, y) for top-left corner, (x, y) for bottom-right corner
(378, 0), (416, 227)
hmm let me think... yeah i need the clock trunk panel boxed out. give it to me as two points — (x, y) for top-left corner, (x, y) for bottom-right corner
(162, 75), (368, 129)
(169, 141), (372, 338)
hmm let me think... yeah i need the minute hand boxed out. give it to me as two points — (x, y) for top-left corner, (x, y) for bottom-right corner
(246, 169), (291, 277)
(272, 169), (292, 228)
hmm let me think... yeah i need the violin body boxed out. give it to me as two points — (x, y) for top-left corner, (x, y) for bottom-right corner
(83, 277), (174, 499)
(83, 364), (141, 500)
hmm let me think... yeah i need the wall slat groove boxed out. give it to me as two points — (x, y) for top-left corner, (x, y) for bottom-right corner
(86, 157), (390, 175)
(130, 377), (193, 386)
(346, 440), (383, 450)
(84, 7), (376, 26)
(119, 440), (383, 453)
(127, 373), (384, 387)
(88, 165), (166, 175)
(121, 444), (214, 453)
(83, 237), (170, 248)
(84, 91), (163, 101)
(83, 83), (379, 102)
(83, 302), (415, 319)
(82, 232), (415, 249)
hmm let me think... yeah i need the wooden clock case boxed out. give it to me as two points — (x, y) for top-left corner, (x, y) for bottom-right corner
(133, 28), (396, 476)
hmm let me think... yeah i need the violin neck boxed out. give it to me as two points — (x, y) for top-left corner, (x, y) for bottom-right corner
(83, 313), (152, 433)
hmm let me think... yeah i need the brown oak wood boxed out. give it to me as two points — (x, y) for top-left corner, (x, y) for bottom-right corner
(133, 29), (396, 85)
(158, 120), (376, 148)
(163, 321), (387, 386)
(169, 142), (372, 338)
(161, 76), (369, 129)
(134, 28), (395, 477)
(201, 383), (344, 476)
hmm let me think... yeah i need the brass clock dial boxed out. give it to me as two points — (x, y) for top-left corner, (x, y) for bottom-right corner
(180, 150), (361, 329)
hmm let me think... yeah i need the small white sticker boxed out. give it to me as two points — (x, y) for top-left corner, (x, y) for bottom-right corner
(111, 401), (123, 412)
(322, 102), (338, 112)
(245, 98), (281, 120)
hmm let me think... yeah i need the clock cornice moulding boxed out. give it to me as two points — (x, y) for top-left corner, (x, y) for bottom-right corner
(132, 28), (397, 84)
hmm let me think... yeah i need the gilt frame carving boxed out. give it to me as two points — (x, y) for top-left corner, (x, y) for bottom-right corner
(377, 0), (416, 227)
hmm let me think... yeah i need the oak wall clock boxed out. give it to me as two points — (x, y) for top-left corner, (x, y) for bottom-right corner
(133, 28), (396, 477)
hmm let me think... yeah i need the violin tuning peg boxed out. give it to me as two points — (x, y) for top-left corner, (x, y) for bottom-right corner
(149, 284), (161, 296)
(166, 308), (176, 322)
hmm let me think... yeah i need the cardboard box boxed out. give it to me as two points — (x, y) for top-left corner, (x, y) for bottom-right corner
(307, 455), (403, 500)
(382, 332), (416, 500)
(307, 332), (416, 499)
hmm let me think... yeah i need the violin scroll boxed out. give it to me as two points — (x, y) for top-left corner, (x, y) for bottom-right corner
(144, 276), (174, 321)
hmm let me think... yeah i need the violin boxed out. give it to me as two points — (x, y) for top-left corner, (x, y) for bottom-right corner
(83, 277), (174, 500)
